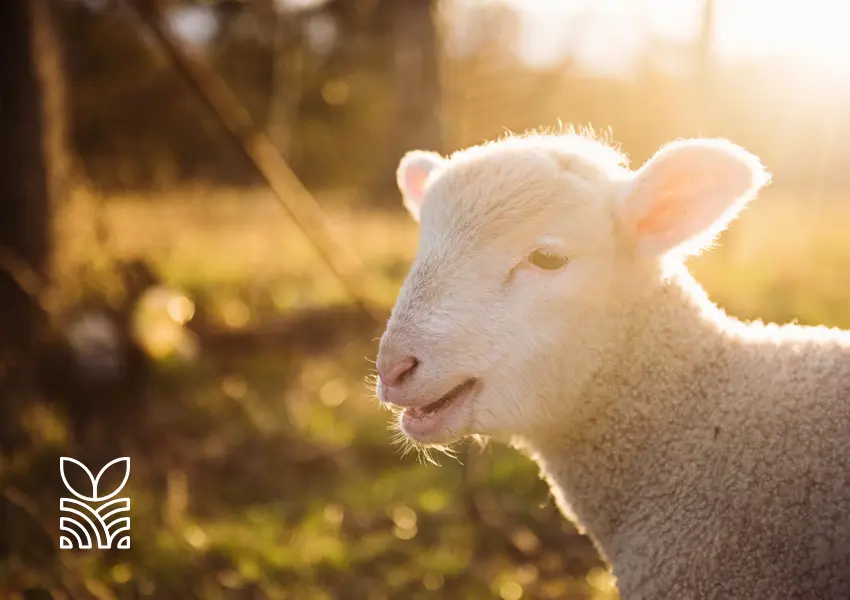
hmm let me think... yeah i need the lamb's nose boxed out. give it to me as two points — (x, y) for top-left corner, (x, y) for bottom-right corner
(378, 356), (419, 388)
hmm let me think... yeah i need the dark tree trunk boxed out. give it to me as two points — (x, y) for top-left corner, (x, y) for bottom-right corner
(374, 0), (442, 202)
(259, 0), (305, 169)
(0, 0), (65, 365)
(391, 0), (442, 150)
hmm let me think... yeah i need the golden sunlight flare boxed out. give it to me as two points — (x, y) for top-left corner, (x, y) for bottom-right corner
(500, 0), (850, 79)
(714, 0), (850, 74)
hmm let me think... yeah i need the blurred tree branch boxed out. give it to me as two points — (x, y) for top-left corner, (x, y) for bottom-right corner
(128, 0), (384, 326)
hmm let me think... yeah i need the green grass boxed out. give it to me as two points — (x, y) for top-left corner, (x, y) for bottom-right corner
(7, 183), (850, 600)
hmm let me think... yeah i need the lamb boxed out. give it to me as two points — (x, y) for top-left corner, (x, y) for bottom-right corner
(373, 132), (850, 599)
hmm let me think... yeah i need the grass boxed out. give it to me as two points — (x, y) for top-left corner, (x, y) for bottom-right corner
(6, 183), (850, 600)
(55, 184), (850, 329)
(54, 187), (417, 315)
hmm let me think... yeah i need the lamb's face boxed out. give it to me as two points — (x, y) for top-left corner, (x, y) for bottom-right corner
(375, 136), (631, 444)
(376, 134), (769, 446)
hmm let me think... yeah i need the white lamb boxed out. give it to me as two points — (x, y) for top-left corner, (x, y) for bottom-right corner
(374, 132), (850, 599)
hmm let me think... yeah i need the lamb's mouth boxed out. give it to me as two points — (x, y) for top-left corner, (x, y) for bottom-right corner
(402, 378), (479, 420)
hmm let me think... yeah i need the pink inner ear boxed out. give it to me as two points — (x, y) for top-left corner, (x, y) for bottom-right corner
(403, 167), (429, 203)
(635, 190), (684, 236)
(634, 172), (703, 237)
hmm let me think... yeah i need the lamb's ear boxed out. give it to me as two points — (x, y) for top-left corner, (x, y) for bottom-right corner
(396, 150), (444, 222)
(618, 139), (770, 257)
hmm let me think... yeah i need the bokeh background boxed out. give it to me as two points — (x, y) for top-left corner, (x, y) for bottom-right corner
(2, 1), (850, 599)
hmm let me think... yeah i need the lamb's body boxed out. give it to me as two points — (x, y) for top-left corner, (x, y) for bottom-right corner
(375, 133), (850, 599)
(526, 268), (850, 599)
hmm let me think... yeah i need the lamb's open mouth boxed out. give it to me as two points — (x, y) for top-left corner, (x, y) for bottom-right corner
(402, 378), (478, 421)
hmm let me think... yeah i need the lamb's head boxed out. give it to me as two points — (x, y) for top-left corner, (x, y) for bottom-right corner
(376, 133), (769, 447)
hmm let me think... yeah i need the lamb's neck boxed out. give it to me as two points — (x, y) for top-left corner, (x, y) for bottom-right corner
(521, 267), (736, 565)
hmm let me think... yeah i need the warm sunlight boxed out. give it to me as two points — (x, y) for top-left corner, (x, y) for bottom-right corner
(714, 0), (850, 74)
(497, 0), (850, 78)
(12, 0), (850, 598)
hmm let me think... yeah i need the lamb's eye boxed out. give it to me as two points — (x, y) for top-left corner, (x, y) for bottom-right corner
(528, 249), (569, 271)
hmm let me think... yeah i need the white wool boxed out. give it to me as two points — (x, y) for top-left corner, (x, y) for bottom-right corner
(377, 132), (850, 599)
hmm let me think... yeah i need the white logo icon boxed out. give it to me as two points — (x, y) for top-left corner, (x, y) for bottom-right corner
(59, 457), (131, 549)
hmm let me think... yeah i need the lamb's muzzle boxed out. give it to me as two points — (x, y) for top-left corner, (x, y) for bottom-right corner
(376, 332), (481, 441)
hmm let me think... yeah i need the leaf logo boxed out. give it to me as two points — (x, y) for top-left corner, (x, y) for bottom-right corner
(59, 457), (131, 550)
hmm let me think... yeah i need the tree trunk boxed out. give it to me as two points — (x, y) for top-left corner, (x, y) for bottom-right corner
(392, 0), (442, 149)
(0, 0), (66, 364)
(694, 0), (715, 84)
(263, 2), (305, 169)
(692, 0), (716, 128)
(375, 0), (442, 202)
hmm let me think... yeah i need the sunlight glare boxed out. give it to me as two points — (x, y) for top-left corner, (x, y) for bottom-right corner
(714, 0), (850, 75)
(496, 0), (850, 79)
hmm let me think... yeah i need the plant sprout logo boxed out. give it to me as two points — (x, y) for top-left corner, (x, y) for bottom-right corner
(59, 457), (131, 550)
